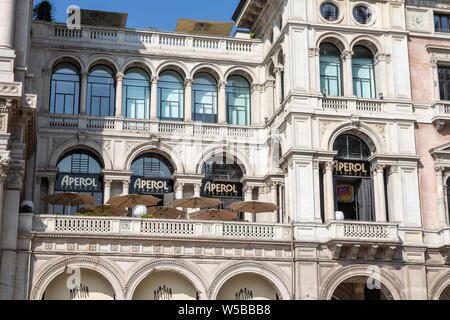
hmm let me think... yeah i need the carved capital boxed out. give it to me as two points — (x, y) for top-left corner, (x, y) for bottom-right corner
(325, 161), (334, 171)
(116, 73), (125, 82)
(184, 79), (193, 88)
(388, 165), (399, 175)
(341, 51), (353, 61)
(6, 163), (25, 189)
(308, 48), (320, 57)
(0, 155), (10, 184)
(151, 76), (159, 84)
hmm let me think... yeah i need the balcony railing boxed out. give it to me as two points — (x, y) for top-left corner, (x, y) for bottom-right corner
(434, 102), (450, 116)
(41, 114), (263, 141)
(30, 215), (292, 241)
(320, 97), (383, 114)
(33, 22), (262, 58)
(326, 221), (399, 242)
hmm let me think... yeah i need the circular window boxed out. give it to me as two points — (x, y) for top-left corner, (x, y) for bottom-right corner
(320, 3), (339, 22)
(353, 5), (372, 24)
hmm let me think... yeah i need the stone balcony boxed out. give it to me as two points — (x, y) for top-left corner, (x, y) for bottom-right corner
(25, 214), (292, 242)
(31, 22), (263, 62)
(318, 96), (413, 116)
(432, 102), (450, 131)
(39, 113), (266, 143)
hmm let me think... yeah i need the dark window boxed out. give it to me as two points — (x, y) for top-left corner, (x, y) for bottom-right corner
(202, 156), (244, 182)
(439, 66), (450, 101)
(334, 135), (371, 160)
(353, 5), (372, 24)
(320, 3), (339, 21)
(50, 63), (80, 115)
(87, 65), (116, 117)
(435, 13), (450, 33)
(131, 153), (174, 178)
(192, 73), (218, 123)
(55, 151), (103, 215)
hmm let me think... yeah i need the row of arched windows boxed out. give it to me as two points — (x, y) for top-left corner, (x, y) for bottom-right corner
(50, 65), (252, 126)
(320, 44), (376, 99)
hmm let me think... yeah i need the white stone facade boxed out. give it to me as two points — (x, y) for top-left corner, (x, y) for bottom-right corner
(0, 0), (448, 300)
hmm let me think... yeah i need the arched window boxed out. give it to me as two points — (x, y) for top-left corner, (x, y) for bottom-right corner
(320, 43), (343, 96)
(131, 153), (174, 178)
(192, 73), (218, 123)
(123, 68), (150, 119)
(332, 135), (375, 222)
(87, 65), (116, 117)
(50, 63), (80, 115)
(158, 70), (184, 121)
(201, 156), (244, 213)
(334, 134), (371, 160)
(55, 150), (103, 215)
(129, 153), (174, 205)
(226, 76), (251, 126)
(352, 46), (376, 99)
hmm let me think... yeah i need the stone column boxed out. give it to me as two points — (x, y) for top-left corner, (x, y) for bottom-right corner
(264, 80), (275, 116)
(0, 156), (9, 254)
(275, 67), (283, 108)
(250, 85), (260, 125)
(150, 76), (159, 120)
(0, 0), (15, 49)
(0, 163), (24, 300)
(42, 68), (52, 112)
(244, 186), (254, 222)
(375, 165), (387, 222)
(278, 182), (285, 224)
(47, 177), (55, 215)
(218, 81), (227, 124)
(104, 179), (112, 204)
(115, 73), (124, 117)
(79, 71), (88, 115)
(313, 160), (322, 223)
(122, 180), (129, 196)
(194, 184), (201, 198)
(184, 79), (193, 122)
(270, 183), (278, 223)
(175, 183), (184, 200)
(436, 166), (448, 227)
(388, 165), (402, 223)
(325, 161), (335, 221)
(342, 51), (354, 97)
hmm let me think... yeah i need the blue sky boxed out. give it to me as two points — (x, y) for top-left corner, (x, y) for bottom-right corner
(50, 0), (242, 32)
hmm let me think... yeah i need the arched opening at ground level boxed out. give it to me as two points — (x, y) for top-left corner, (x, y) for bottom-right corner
(440, 286), (450, 300)
(132, 271), (198, 300)
(42, 268), (115, 300)
(216, 273), (280, 300)
(331, 276), (394, 300)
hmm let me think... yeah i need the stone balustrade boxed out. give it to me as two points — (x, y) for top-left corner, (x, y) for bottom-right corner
(320, 97), (384, 114)
(29, 215), (292, 241)
(40, 114), (265, 142)
(326, 220), (399, 242)
(32, 22), (263, 60)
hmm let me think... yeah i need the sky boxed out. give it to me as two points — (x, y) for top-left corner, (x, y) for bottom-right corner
(49, 0), (242, 33)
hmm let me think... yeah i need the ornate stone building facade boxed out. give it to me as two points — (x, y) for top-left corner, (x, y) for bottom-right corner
(0, 0), (449, 300)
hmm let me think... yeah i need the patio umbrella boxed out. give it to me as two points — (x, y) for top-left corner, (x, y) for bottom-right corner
(228, 201), (278, 214)
(171, 197), (222, 209)
(107, 194), (161, 208)
(77, 205), (128, 217)
(43, 192), (97, 215)
(190, 209), (238, 221)
(147, 207), (185, 220)
(43, 193), (97, 206)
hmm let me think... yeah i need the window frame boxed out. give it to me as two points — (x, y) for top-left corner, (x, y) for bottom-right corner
(49, 63), (81, 115)
(86, 65), (116, 117)
(226, 76), (251, 126)
(122, 68), (151, 120)
(157, 70), (185, 122)
(192, 73), (218, 123)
